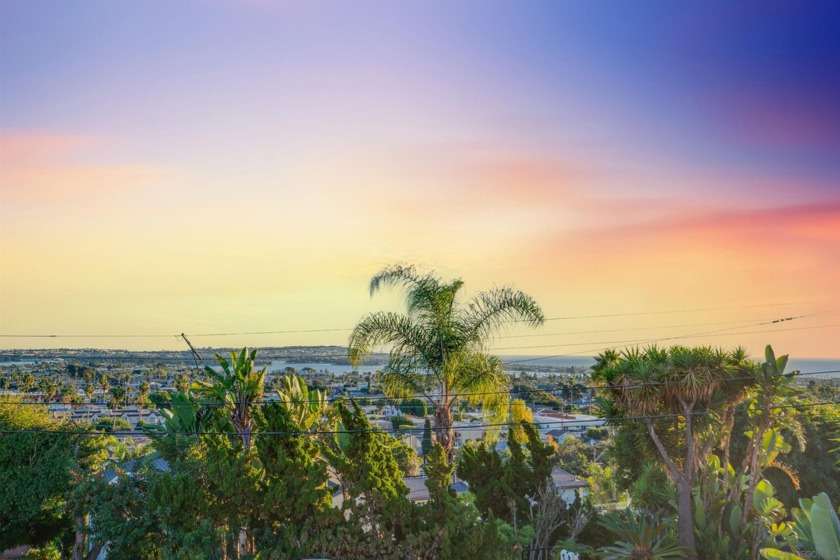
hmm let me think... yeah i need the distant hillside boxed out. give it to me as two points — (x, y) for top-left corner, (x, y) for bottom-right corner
(0, 346), (390, 366)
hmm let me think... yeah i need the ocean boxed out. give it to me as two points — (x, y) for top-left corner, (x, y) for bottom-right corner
(268, 356), (840, 379)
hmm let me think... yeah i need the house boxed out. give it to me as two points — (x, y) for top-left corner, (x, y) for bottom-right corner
(532, 411), (605, 439)
(381, 404), (401, 419)
(403, 476), (469, 503)
(95, 453), (172, 559)
(102, 453), (171, 485)
(330, 475), (469, 508)
(550, 467), (589, 505)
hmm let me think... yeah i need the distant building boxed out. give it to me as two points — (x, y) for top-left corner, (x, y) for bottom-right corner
(551, 467), (590, 505)
(403, 476), (469, 503)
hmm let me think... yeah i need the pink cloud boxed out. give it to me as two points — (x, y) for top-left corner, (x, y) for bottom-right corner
(0, 130), (171, 203)
(0, 131), (97, 164)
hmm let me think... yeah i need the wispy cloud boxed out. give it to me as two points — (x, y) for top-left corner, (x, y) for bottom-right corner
(0, 131), (175, 204)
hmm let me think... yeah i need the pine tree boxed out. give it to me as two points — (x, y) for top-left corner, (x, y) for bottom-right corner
(422, 418), (434, 458)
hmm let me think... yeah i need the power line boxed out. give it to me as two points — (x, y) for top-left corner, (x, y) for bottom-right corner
(499, 317), (771, 339)
(499, 309), (840, 340)
(504, 322), (840, 364)
(2, 370), (837, 407)
(2, 318), (835, 362)
(492, 321), (838, 351)
(0, 401), (836, 437)
(536, 300), (835, 321)
(2, 300), (835, 339)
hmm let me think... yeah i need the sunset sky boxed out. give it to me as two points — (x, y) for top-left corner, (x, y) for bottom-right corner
(1, 1), (838, 358)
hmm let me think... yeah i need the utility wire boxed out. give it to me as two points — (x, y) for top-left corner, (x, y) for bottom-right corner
(2, 370), (837, 407)
(492, 321), (837, 351)
(504, 321), (840, 364)
(1, 301), (835, 339)
(2, 317), (836, 363)
(0, 401), (835, 437)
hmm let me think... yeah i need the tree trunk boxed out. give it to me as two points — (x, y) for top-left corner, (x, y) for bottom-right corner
(720, 407), (736, 491)
(72, 515), (87, 560)
(433, 405), (455, 462)
(676, 477), (698, 560)
(85, 542), (104, 560)
(741, 419), (767, 525)
(645, 416), (698, 560)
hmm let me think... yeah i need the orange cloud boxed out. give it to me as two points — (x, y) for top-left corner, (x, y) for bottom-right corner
(519, 202), (840, 305)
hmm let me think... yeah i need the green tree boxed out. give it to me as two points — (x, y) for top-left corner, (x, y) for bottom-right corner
(592, 345), (755, 559)
(399, 397), (428, 417)
(147, 391), (171, 410)
(39, 379), (59, 402)
(757, 398), (840, 508)
(388, 437), (421, 476)
(137, 381), (150, 408)
(349, 264), (544, 461)
(273, 372), (327, 431)
(82, 467), (163, 560)
(508, 398), (534, 444)
(93, 417), (132, 433)
(425, 443), (455, 518)
(21, 374), (36, 392)
(0, 401), (74, 548)
(142, 392), (211, 463)
(175, 373), (191, 394)
(727, 347), (803, 523)
(193, 348), (265, 452)
(252, 402), (332, 555)
(390, 414), (415, 430)
(322, 400), (408, 520)
(422, 418), (434, 458)
(108, 385), (126, 409)
(554, 435), (591, 477)
(457, 422), (554, 524)
(0, 400), (110, 555)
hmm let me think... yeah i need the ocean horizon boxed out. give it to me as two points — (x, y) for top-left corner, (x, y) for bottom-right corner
(268, 355), (840, 380)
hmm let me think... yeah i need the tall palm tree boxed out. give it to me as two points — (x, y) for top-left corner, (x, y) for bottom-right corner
(348, 264), (544, 461)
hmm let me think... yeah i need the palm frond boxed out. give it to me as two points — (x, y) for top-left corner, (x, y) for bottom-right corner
(348, 312), (429, 367)
(368, 263), (423, 296)
(461, 286), (545, 345)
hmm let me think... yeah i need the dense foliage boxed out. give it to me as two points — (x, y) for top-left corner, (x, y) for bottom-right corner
(2, 339), (837, 560)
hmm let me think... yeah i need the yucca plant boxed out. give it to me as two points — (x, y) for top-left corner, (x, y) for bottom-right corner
(597, 510), (687, 559)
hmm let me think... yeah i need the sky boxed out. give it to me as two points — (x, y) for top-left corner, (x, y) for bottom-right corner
(1, 1), (838, 358)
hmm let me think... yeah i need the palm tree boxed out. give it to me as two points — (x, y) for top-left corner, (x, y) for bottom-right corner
(274, 373), (327, 431)
(20, 373), (36, 393)
(137, 381), (150, 409)
(193, 348), (265, 452)
(99, 374), (110, 395)
(348, 264), (544, 461)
